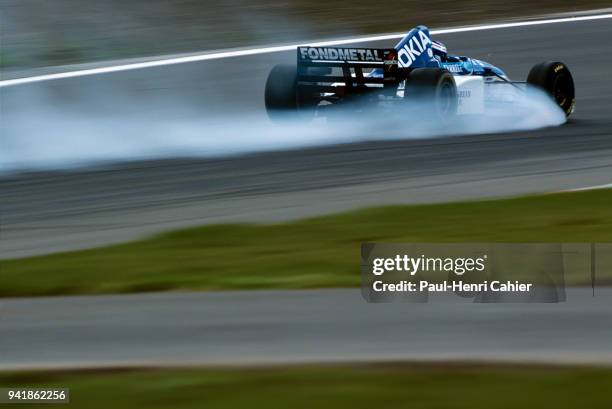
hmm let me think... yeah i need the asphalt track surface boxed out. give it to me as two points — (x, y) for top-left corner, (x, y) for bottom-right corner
(2, 18), (612, 258)
(1, 288), (611, 370)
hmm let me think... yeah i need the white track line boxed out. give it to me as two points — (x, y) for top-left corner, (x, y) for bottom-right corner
(566, 183), (612, 192)
(2, 13), (612, 88)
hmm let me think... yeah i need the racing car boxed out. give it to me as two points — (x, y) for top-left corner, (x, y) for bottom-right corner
(264, 25), (575, 121)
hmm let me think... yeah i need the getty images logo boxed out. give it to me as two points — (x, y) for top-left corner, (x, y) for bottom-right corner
(397, 30), (433, 68)
(371, 254), (488, 276)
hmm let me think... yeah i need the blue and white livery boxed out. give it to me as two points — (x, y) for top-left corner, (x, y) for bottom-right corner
(264, 25), (576, 121)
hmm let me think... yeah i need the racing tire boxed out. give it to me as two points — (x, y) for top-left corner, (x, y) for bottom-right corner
(527, 62), (575, 117)
(404, 68), (458, 120)
(264, 64), (313, 122)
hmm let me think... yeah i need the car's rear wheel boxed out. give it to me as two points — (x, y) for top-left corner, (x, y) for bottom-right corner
(265, 64), (313, 122)
(404, 68), (458, 120)
(527, 61), (575, 117)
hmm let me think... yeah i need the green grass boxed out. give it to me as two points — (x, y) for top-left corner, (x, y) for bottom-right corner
(1, 364), (612, 409)
(1, 189), (611, 297)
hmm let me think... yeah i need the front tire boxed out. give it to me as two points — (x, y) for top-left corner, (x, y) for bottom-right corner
(527, 62), (575, 117)
(404, 68), (458, 120)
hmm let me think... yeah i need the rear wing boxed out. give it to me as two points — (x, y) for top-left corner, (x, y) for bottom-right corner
(297, 46), (400, 92)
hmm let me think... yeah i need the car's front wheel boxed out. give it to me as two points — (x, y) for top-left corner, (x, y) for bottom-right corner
(527, 61), (575, 117)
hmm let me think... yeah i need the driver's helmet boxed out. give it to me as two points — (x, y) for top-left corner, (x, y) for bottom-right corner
(431, 40), (448, 62)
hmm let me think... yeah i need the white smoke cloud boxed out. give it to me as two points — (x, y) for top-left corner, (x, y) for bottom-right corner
(0, 84), (565, 173)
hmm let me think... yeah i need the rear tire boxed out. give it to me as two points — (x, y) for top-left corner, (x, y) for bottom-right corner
(264, 64), (313, 122)
(527, 61), (575, 117)
(404, 68), (458, 120)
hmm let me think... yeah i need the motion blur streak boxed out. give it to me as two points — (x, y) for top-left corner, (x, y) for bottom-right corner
(1, 12), (611, 87)
(2, 289), (612, 369)
(0, 88), (564, 173)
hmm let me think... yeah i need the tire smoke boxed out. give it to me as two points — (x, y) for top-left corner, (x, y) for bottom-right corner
(1, 79), (565, 174)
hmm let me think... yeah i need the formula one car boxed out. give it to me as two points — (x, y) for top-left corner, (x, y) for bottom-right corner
(264, 25), (575, 121)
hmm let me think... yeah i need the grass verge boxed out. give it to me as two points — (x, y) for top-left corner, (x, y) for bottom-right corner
(1, 364), (611, 408)
(1, 189), (611, 297)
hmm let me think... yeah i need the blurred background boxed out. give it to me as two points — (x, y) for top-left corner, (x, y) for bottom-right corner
(1, 0), (608, 70)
